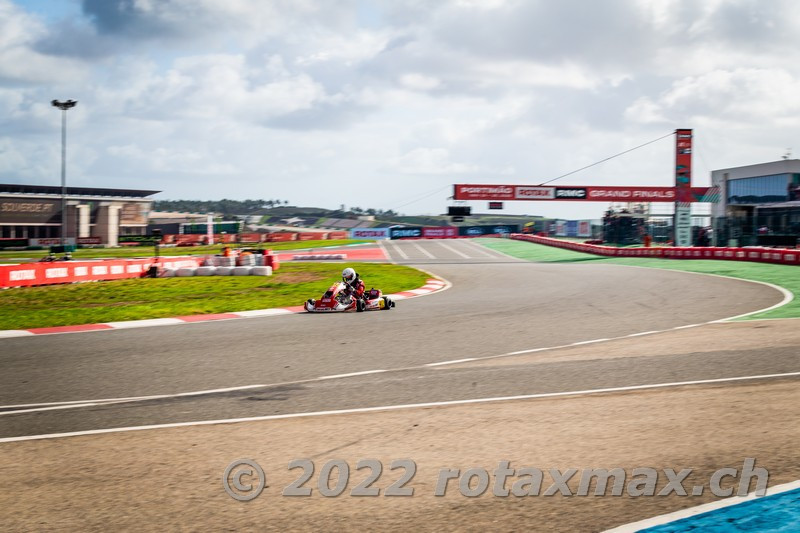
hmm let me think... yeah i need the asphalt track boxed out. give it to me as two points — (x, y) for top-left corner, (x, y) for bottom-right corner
(0, 238), (790, 440)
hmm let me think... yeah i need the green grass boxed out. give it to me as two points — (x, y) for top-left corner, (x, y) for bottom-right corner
(478, 238), (799, 320)
(0, 262), (429, 330)
(0, 239), (370, 262)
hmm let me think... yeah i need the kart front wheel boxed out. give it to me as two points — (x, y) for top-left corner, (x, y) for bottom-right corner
(356, 299), (366, 312)
(383, 297), (393, 310)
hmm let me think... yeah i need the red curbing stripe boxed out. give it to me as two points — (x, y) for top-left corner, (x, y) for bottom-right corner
(28, 323), (114, 335)
(283, 305), (306, 312)
(393, 291), (419, 298)
(176, 313), (240, 322)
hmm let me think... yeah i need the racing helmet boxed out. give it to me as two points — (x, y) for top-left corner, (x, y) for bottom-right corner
(342, 267), (357, 284)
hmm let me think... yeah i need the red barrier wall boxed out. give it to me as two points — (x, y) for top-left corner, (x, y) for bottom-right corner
(238, 233), (266, 243)
(297, 232), (326, 241)
(511, 234), (800, 267)
(266, 233), (297, 242)
(0, 257), (203, 288)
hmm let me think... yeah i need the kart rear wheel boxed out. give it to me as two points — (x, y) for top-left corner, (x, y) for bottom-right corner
(383, 296), (393, 310)
(356, 299), (366, 312)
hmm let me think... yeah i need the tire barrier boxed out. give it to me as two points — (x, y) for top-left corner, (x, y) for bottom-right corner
(237, 254), (256, 266)
(193, 265), (273, 277)
(511, 234), (800, 266)
(210, 256), (236, 267)
(250, 266), (273, 276)
(175, 268), (196, 277)
(195, 266), (217, 276)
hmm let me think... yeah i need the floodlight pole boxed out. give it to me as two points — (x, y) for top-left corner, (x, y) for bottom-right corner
(51, 99), (77, 246)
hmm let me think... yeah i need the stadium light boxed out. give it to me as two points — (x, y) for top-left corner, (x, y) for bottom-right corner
(51, 99), (77, 247)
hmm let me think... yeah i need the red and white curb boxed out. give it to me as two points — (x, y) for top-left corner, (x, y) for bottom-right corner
(0, 278), (449, 338)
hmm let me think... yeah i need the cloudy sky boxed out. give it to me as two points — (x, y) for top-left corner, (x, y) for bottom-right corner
(2, 0), (799, 219)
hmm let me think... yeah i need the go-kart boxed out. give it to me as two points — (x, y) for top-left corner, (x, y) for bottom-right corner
(305, 282), (395, 313)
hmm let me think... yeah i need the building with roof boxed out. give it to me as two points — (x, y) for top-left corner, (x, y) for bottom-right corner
(711, 160), (800, 246)
(0, 184), (159, 247)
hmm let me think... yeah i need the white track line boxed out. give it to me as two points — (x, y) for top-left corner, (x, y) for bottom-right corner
(0, 384), (272, 415)
(317, 369), (387, 380)
(425, 358), (477, 367)
(472, 238), (529, 260)
(389, 240), (409, 260)
(377, 240), (395, 264)
(412, 241), (437, 259)
(604, 479), (800, 532)
(462, 239), (500, 258)
(436, 240), (471, 259)
(2, 371), (798, 443)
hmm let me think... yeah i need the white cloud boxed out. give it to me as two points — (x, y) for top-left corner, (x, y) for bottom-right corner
(0, 0), (87, 83)
(626, 68), (800, 126)
(1, 0), (800, 217)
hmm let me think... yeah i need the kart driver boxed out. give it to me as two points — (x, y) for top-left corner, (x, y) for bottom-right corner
(342, 267), (365, 301)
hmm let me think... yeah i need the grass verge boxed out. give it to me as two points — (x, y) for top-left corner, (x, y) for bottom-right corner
(0, 263), (429, 330)
(0, 239), (371, 262)
(479, 238), (799, 320)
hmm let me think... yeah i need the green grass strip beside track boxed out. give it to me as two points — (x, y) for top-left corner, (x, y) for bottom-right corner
(0, 263), (429, 330)
(478, 238), (799, 321)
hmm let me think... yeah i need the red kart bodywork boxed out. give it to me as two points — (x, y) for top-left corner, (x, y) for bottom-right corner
(305, 282), (395, 313)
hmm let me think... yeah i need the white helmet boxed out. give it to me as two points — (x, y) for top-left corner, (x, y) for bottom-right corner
(342, 267), (357, 284)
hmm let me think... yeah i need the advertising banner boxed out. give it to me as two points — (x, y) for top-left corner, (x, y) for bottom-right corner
(452, 185), (515, 200)
(267, 232), (297, 242)
(515, 187), (555, 200)
(566, 220), (579, 237)
(422, 226), (458, 238)
(30, 238), (76, 246)
(0, 199), (61, 224)
(454, 184), (710, 202)
(675, 129), (693, 203)
(675, 205), (692, 247)
(0, 257), (203, 288)
(351, 228), (390, 240)
(457, 225), (519, 237)
(555, 221), (566, 237)
(119, 202), (149, 225)
(674, 129), (694, 246)
(390, 227), (423, 239)
(578, 220), (592, 237)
